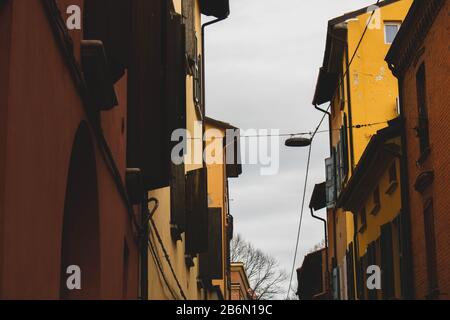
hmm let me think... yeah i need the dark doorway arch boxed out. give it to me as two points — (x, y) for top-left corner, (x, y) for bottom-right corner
(60, 122), (101, 300)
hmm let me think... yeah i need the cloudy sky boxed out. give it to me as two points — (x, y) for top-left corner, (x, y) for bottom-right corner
(205, 0), (376, 298)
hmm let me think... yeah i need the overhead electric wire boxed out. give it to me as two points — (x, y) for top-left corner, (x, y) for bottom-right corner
(286, 1), (381, 299)
(186, 120), (389, 140)
(149, 218), (188, 300)
(148, 237), (179, 300)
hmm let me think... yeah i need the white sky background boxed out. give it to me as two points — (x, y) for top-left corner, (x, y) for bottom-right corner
(204, 0), (376, 299)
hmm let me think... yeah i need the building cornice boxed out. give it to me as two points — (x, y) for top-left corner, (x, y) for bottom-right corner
(386, 0), (445, 77)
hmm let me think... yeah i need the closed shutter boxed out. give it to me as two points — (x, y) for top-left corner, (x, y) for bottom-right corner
(380, 223), (395, 299)
(166, 11), (187, 142)
(127, 0), (169, 189)
(325, 157), (335, 208)
(361, 254), (368, 300)
(182, 0), (195, 75)
(346, 243), (355, 300)
(332, 147), (339, 197)
(185, 168), (208, 255)
(225, 130), (242, 178)
(367, 242), (377, 300)
(342, 114), (349, 177)
(84, 0), (131, 82)
(209, 208), (224, 280)
(199, 208), (223, 280)
(170, 163), (186, 236)
(356, 256), (365, 300)
(166, 9), (187, 235)
(335, 144), (342, 196)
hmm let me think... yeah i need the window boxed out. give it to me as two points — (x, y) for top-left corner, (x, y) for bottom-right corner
(380, 223), (395, 299)
(423, 199), (438, 298)
(371, 186), (381, 215)
(384, 22), (401, 44)
(186, 168), (209, 255)
(339, 75), (345, 110)
(359, 207), (367, 232)
(341, 114), (350, 177)
(367, 241), (378, 300)
(336, 143), (342, 196)
(386, 163), (398, 195)
(389, 163), (397, 183)
(325, 157), (336, 208)
(395, 97), (401, 115)
(416, 63), (430, 159)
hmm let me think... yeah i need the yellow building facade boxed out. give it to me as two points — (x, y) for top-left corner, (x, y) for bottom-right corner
(312, 0), (412, 300)
(147, 0), (233, 300)
(339, 120), (404, 299)
(205, 117), (242, 300)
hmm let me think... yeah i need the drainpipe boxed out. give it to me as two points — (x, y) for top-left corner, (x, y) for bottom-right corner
(352, 211), (360, 300)
(325, 30), (358, 299)
(385, 67), (415, 299)
(201, 16), (228, 118)
(140, 196), (159, 300)
(140, 194), (148, 300)
(314, 104), (332, 162)
(310, 207), (329, 294)
(314, 104), (337, 298)
(398, 83), (414, 300)
(344, 44), (356, 171)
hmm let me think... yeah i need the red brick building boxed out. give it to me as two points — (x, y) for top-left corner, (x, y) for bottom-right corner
(386, 0), (450, 300)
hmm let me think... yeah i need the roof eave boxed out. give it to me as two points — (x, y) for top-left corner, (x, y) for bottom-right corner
(200, 0), (230, 19)
(338, 119), (402, 212)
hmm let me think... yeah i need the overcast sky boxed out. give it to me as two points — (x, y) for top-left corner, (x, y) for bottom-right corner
(205, 0), (376, 299)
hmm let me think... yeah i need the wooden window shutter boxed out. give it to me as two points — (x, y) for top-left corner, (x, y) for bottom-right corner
(367, 241), (377, 300)
(342, 114), (349, 176)
(170, 163), (186, 238)
(208, 208), (224, 280)
(346, 243), (355, 300)
(357, 255), (367, 300)
(166, 6), (188, 238)
(186, 168), (209, 255)
(380, 223), (395, 299)
(356, 256), (365, 300)
(84, 0), (131, 82)
(225, 130), (242, 178)
(182, 0), (196, 75)
(199, 208), (224, 281)
(166, 9), (187, 140)
(127, 0), (170, 190)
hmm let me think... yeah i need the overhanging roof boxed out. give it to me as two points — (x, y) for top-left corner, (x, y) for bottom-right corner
(337, 118), (401, 212)
(309, 182), (326, 211)
(204, 116), (242, 178)
(200, 0), (230, 19)
(205, 116), (237, 130)
(312, 0), (401, 106)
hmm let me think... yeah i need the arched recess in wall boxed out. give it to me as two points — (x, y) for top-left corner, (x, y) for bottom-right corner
(60, 121), (101, 300)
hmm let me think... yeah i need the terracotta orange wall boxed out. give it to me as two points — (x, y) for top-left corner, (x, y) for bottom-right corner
(0, 0), (138, 299)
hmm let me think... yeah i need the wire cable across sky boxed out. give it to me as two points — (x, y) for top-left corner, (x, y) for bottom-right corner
(286, 0), (382, 299)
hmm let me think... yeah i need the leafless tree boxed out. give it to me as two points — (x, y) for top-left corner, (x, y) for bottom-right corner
(231, 234), (288, 300)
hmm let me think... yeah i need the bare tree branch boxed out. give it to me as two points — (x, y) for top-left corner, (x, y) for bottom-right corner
(231, 234), (288, 300)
